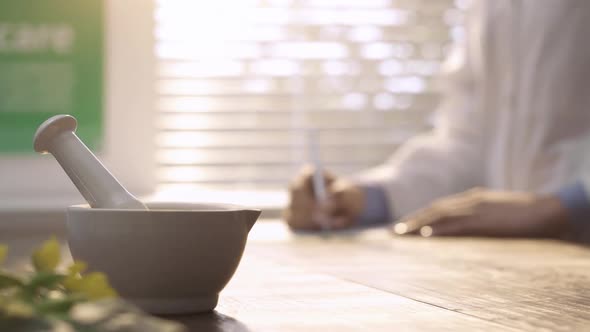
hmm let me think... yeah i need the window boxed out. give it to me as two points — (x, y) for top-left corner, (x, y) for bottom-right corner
(0, 0), (468, 229)
(0, 0), (155, 233)
(154, 0), (466, 194)
(0, 0), (155, 206)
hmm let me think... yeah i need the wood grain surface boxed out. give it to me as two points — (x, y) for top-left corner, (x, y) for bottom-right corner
(3, 221), (590, 331)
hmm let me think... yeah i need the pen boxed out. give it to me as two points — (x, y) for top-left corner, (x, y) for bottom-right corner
(307, 128), (331, 232)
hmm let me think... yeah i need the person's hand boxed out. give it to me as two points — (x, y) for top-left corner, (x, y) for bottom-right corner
(283, 166), (365, 231)
(393, 188), (570, 238)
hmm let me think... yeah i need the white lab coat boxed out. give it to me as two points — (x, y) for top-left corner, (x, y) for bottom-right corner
(358, 0), (590, 218)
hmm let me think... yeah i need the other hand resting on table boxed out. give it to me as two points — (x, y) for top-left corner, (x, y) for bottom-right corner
(393, 188), (570, 238)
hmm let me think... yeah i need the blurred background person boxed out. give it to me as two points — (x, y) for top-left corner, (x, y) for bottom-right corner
(284, 0), (590, 240)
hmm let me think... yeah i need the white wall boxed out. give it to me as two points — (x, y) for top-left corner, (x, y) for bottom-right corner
(0, 0), (156, 212)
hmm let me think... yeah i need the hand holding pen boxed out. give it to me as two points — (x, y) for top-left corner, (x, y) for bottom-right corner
(284, 166), (365, 231)
(284, 130), (365, 231)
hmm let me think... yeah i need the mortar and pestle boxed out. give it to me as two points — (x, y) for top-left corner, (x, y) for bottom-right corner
(34, 114), (261, 314)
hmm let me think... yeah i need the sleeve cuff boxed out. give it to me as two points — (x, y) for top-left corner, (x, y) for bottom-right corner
(556, 181), (590, 228)
(356, 184), (393, 227)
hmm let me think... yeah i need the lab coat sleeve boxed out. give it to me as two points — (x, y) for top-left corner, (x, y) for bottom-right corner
(355, 4), (486, 219)
(557, 182), (590, 224)
(572, 134), (590, 205)
(561, 135), (590, 241)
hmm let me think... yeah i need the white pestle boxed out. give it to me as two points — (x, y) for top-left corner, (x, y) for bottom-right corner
(34, 114), (148, 210)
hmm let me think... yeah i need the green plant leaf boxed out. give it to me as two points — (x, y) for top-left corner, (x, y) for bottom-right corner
(69, 300), (187, 332)
(26, 272), (66, 291)
(0, 317), (53, 332)
(0, 245), (7, 265)
(69, 272), (118, 300)
(67, 261), (88, 276)
(34, 297), (80, 316)
(0, 300), (35, 318)
(0, 271), (24, 289)
(32, 237), (61, 272)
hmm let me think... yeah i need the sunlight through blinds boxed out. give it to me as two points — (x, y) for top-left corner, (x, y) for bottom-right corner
(154, 0), (467, 191)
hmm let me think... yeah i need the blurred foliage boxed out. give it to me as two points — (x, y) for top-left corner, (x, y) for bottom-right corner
(0, 237), (186, 332)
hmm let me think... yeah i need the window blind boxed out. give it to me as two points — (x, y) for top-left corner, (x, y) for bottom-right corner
(154, 0), (467, 191)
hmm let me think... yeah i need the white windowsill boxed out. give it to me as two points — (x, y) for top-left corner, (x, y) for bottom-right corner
(0, 189), (287, 234)
(149, 188), (287, 217)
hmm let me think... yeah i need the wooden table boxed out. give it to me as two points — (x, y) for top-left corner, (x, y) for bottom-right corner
(4, 221), (590, 331)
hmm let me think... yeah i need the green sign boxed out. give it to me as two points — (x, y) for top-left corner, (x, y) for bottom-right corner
(0, 0), (103, 153)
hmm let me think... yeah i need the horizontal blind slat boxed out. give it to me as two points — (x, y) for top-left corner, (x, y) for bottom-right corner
(158, 111), (431, 130)
(157, 148), (394, 165)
